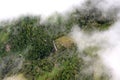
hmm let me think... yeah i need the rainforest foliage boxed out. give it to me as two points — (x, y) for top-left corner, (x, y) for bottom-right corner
(0, 1), (114, 80)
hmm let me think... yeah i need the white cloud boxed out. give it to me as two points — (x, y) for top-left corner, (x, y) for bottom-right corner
(0, 0), (84, 20)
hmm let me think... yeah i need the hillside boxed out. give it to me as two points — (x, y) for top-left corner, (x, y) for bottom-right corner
(0, 1), (116, 80)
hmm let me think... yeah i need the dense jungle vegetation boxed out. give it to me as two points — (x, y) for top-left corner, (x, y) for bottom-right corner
(0, 1), (114, 80)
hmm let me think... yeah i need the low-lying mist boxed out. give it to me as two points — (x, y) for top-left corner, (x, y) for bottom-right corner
(70, 20), (120, 80)
(69, 0), (120, 80)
